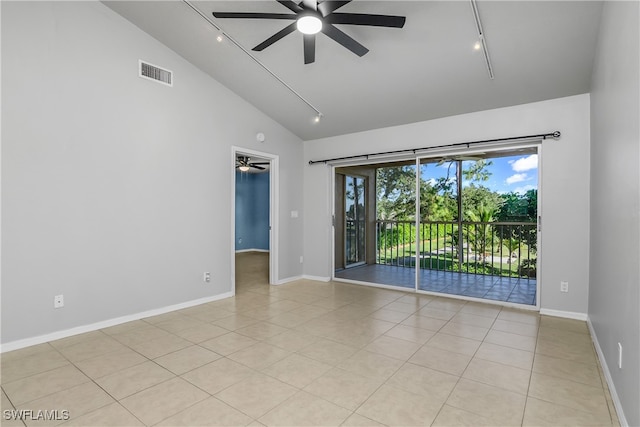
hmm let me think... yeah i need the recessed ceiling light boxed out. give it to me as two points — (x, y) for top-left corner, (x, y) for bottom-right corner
(297, 15), (322, 35)
(216, 33), (224, 42)
(474, 41), (481, 50)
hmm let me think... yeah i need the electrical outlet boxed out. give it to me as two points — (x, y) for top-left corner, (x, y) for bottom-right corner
(560, 281), (569, 292)
(299, 256), (304, 264)
(618, 342), (622, 369)
(54, 295), (64, 308)
(204, 272), (211, 283)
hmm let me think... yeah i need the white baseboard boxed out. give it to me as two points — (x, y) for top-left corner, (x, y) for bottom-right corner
(302, 275), (331, 282)
(274, 275), (330, 285)
(332, 277), (413, 292)
(539, 308), (588, 321)
(0, 291), (234, 353)
(274, 275), (303, 285)
(235, 249), (269, 253)
(588, 318), (628, 427)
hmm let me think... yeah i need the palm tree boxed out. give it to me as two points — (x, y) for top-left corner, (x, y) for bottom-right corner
(464, 205), (496, 262)
(502, 237), (521, 264)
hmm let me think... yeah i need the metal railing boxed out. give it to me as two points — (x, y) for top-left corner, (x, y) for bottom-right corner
(376, 220), (537, 278)
(346, 219), (366, 266)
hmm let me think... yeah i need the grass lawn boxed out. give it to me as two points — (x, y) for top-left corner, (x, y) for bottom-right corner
(377, 239), (536, 278)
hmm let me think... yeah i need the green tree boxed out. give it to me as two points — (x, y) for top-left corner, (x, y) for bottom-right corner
(462, 184), (503, 217)
(376, 166), (416, 220)
(464, 204), (497, 260)
(462, 159), (493, 182)
(424, 161), (458, 221)
(497, 190), (538, 251)
(502, 237), (521, 263)
(423, 170), (457, 221)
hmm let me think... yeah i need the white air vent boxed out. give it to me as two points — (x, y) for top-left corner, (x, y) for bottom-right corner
(139, 60), (173, 87)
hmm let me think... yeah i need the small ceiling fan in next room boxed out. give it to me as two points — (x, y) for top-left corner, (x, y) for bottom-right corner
(236, 156), (269, 172)
(212, 0), (406, 64)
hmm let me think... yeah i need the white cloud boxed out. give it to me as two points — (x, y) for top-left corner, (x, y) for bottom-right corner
(506, 173), (527, 185)
(511, 154), (538, 172)
(514, 185), (536, 195)
(426, 178), (437, 186)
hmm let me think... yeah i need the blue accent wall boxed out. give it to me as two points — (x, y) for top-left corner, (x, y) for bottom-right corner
(235, 171), (269, 251)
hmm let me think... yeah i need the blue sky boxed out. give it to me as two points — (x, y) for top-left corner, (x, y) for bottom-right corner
(421, 154), (539, 195)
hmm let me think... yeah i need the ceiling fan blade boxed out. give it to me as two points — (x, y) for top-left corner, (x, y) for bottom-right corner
(303, 34), (316, 64)
(251, 162), (271, 165)
(212, 12), (296, 20)
(317, 1), (351, 17)
(251, 165), (266, 171)
(277, 0), (304, 13)
(327, 13), (406, 28)
(253, 22), (297, 51)
(321, 24), (368, 57)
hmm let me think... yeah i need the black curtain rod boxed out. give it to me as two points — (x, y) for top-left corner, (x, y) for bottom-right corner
(308, 131), (561, 165)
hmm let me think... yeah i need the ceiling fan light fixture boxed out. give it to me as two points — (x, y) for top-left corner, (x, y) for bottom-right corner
(297, 15), (322, 35)
(238, 165), (250, 172)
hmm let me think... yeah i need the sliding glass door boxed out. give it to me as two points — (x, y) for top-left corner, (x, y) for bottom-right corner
(334, 147), (540, 306)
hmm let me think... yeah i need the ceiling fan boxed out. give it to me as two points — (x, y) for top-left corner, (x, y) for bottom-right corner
(236, 156), (269, 172)
(435, 154), (486, 166)
(212, 0), (406, 64)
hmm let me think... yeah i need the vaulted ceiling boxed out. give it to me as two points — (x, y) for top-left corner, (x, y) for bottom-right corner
(103, 1), (603, 140)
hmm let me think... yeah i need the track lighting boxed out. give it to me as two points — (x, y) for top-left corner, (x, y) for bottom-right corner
(314, 113), (323, 123)
(182, 0), (324, 123)
(470, 0), (494, 79)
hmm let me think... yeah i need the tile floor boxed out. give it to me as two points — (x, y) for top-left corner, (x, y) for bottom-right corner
(0, 253), (619, 426)
(335, 264), (537, 305)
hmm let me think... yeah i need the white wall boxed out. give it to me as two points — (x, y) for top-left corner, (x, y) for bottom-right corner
(1, 1), (303, 346)
(304, 94), (591, 315)
(589, 1), (640, 426)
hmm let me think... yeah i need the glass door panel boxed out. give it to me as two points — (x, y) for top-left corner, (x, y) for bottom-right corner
(345, 175), (366, 266)
(375, 161), (416, 281)
(418, 158), (459, 291)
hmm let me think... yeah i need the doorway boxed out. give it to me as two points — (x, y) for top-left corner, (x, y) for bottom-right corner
(231, 146), (279, 292)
